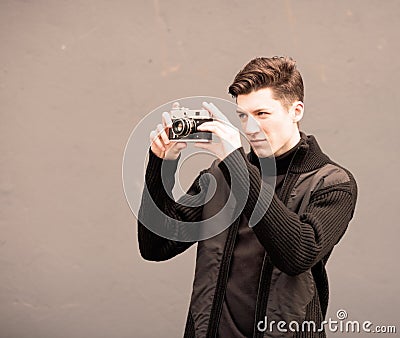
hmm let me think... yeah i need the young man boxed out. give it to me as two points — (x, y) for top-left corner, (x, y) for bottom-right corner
(138, 57), (357, 338)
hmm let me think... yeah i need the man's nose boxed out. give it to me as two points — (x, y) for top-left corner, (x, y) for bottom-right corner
(244, 116), (260, 134)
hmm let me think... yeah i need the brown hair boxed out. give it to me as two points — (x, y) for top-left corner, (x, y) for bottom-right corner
(228, 56), (304, 109)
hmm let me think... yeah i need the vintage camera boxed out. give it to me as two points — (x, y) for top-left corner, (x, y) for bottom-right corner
(169, 107), (213, 142)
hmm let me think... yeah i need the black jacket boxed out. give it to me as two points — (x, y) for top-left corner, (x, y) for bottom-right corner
(138, 133), (358, 338)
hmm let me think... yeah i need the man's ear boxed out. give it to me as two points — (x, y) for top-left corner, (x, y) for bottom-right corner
(289, 101), (304, 123)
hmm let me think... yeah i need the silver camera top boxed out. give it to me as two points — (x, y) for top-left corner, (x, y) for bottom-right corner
(170, 107), (211, 119)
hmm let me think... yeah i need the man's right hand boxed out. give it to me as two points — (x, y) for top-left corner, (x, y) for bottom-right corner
(149, 106), (187, 160)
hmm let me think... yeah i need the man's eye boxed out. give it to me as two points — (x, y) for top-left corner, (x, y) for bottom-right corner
(258, 111), (269, 116)
(238, 113), (247, 120)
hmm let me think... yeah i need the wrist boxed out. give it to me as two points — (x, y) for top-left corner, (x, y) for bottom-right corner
(218, 147), (246, 182)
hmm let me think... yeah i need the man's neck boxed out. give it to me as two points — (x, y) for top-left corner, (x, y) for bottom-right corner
(274, 130), (301, 157)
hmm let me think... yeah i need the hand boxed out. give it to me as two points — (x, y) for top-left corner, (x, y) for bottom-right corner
(195, 102), (242, 160)
(149, 103), (187, 160)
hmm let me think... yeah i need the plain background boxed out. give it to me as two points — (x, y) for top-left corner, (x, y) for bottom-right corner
(1, 1), (399, 337)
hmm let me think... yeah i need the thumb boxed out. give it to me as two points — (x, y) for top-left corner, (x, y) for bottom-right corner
(171, 142), (187, 152)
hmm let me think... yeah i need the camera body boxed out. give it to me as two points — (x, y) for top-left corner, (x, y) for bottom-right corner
(169, 107), (213, 142)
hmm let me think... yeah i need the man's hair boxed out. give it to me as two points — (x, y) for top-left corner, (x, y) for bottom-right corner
(228, 56), (304, 110)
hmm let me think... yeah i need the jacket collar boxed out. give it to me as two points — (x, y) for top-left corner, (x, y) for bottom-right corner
(247, 132), (331, 174)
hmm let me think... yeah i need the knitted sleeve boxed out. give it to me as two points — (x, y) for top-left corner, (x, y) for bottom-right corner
(137, 149), (208, 261)
(218, 147), (358, 276)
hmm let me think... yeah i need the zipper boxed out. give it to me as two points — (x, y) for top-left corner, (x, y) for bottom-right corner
(206, 217), (240, 338)
(252, 144), (303, 338)
(279, 145), (302, 205)
(251, 252), (268, 338)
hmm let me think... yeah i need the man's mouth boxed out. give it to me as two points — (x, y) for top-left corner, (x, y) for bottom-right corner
(249, 139), (267, 144)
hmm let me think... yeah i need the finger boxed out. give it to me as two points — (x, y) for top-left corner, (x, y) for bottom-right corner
(197, 122), (222, 135)
(194, 142), (212, 150)
(153, 137), (165, 152)
(202, 102), (229, 123)
(157, 123), (170, 145)
(150, 130), (165, 151)
(171, 102), (180, 109)
(173, 142), (187, 151)
(209, 102), (230, 123)
(162, 111), (172, 128)
(211, 119), (239, 133)
(197, 125), (224, 139)
(197, 120), (236, 136)
(149, 130), (157, 143)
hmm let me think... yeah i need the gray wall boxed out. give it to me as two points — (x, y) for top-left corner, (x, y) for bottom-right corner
(1, 1), (399, 337)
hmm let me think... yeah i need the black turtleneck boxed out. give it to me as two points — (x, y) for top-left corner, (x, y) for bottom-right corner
(260, 139), (301, 195)
(218, 139), (302, 338)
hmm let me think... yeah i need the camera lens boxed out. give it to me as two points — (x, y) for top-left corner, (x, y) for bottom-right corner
(172, 118), (191, 137)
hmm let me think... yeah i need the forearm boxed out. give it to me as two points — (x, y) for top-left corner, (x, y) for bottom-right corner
(138, 149), (202, 260)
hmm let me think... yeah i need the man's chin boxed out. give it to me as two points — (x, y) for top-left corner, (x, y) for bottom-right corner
(251, 146), (274, 158)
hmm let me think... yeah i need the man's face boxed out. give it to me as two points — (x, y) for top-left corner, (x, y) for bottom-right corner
(236, 87), (302, 158)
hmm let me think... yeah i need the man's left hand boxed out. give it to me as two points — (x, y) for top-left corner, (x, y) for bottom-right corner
(195, 102), (242, 160)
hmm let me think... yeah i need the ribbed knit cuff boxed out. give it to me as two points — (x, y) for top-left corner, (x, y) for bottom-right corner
(147, 147), (179, 178)
(145, 148), (180, 201)
(147, 148), (180, 176)
(217, 147), (248, 186)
